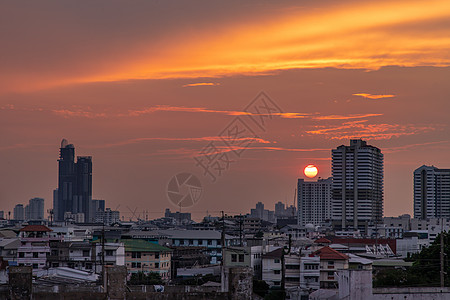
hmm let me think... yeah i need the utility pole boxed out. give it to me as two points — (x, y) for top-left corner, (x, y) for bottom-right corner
(440, 220), (445, 287)
(280, 234), (292, 300)
(221, 211), (226, 292)
(101, 221), (106, 288)
(239, 214), (243, 247)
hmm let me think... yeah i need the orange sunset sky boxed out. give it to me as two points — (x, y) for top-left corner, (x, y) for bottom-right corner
(1, 0), (450, 220)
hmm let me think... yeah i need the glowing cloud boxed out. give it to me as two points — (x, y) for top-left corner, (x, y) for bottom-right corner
(353, 93), (396, 100)
(306, 120), (436, 140)
(3, 0), (450, 91)
(182, 82), (220, 87)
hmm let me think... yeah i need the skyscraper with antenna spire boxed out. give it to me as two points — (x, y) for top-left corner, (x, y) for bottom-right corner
(54, 139), (92, 222)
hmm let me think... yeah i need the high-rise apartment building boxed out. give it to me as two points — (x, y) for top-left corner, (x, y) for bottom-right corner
(25, 197), (44, 220)
(14, 204), (25, 221)
(414, 165), (450, 219)
(95, 208), (120, 226)
(55, 139), (93, 222)
(331, 139), (383, 232)
(92, 199), (106, 215)
(298, 177), (332, 226)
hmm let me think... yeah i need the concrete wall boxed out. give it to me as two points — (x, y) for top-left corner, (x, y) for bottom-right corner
(338, 270), (372, 300)
(373, 287), (450, 300)
(9, 266), (32, 300)
(32, 292), (228, 300)
(228, 267), (253, 300)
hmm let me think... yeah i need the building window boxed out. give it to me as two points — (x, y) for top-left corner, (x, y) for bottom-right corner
(286, 265), (300, 270)
(189, 240), (194, 245)
(274, 270), (281, 274)
(179, 240), (184, 245)
(155, 253), (159, 259)
(19, 252), (24, 258)
(106, 250), (114, 256)
(208, 240), (212, 245)
(231, 254), (237, 262)
(32, 264), (38, 269)
(131, 262), (141, 268)
(274, 259), (280, 263)
(239, 254), (244, 262)
(286, 277), (299, 282)
(132, 252), (141, 258)
(83, 250), (90, 257)
(33, 253), (38, 258)
(155, 263), (159, 268)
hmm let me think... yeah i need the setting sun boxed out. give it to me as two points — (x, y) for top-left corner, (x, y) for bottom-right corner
(304, 164), (319, 178)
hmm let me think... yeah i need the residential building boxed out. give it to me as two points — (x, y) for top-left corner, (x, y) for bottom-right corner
(92, 199), (105, 215)
(95, 208), (120, 225)
(331, 139), (384, 233)
(280, 224), (307, 239)
(250, 202), (276, 223)
(170, 246), (210, 278)
(17, 225), (52, 274)
(299, 256), (320, 290)
(410, 218), (450, 242)
(284, 253), (301, 288)
(55, 139), (93, 222)
(93, 242), (125, 273)
(63, 212), (85, 223)
(348, 254), (372, 270)
(223, 247), (251, 268)
(123, 239), (172, 281)
(250, 245), (263, 280)
(275, 202), (297, 219)
(298, 177), (332, 226)
(383, 214), (411, 231)
(262, 248), (283, 287)
(13, 204), (25, 221)
(124, 229), (237, 264)
(164, 208), (191, 224)
(47, 240), (124, 273)
(414, 165), (450, 219)
(311, 246), (349, 289)
(0, 238), (20, 264)
(25, 197), (44, 220)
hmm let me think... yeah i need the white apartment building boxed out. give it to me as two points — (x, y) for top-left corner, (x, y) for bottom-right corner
(298, 177), (332, 226)
(262, 248), (283, 287)
(414, 165), (450, 219)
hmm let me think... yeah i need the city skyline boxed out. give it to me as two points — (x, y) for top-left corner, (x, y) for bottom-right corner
(1, 1), (450, 220)
(0, 137), (446, 222)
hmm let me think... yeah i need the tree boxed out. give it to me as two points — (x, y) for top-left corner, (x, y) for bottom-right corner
(128, 271), (163, 285)
(373, 231), (450, 287)
(253, 280), (269, 298)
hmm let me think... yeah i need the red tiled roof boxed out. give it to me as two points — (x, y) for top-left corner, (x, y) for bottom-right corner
(19, 225), (52, 232)
(311, 246), (348, 260)
(314, 237), (332, 244)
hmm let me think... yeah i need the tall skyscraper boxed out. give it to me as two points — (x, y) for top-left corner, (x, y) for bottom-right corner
(414, 165), (450, 219)
(13, 204), (25, 221)
(331, 139), (383, 232)
(25, 197), (45, 220)
(298, 177), (332, 226)
(92, 199), (106, 215)
(55, 139), (93, 222)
